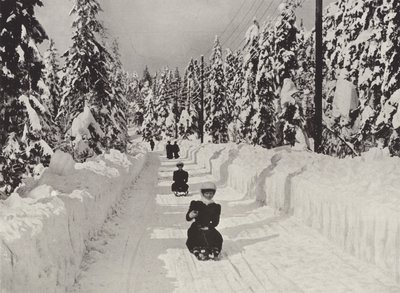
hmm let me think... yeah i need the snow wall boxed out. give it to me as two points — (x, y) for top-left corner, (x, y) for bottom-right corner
(0, 146), (148, 293)
(180, 141), (400, 284)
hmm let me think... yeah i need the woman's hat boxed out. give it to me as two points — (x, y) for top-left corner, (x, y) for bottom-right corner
(200, 182), (216, 192)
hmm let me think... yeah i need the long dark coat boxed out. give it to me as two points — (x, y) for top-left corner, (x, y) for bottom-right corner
(172, 143), (180, 158)
(186, 200), (223, 252)
(166, 143), (173, 159)
(172, 170), (189, 192)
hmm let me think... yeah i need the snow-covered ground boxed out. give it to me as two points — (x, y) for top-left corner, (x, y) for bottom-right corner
(68, 146), (399, 292)
(180, 141), (400, 285)
(0, 142), (147, 293)
(2, 137), (400, 292)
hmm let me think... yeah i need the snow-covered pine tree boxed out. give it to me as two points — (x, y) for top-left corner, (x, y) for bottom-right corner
(126, 72), (143, 127)
(273, 2), (301, 146)
(252, 21), (278, 148)
(236, 19), (260, 143)
(224, 49), (243, 142)
(141, 81), (158, 140)
(206, 36), (228, 143)
(294, 24), (315, 148)
(152, 71), (160, 97)
(142, 66), (152, 88)
(322, 0), (400, 156)
(170, 67), (182, 138)
(61, 0), (116, 156)
(105, 39), (128, 151)
(43, 39), (61, 119)
(153, 68), (174, 139)
(0, 0), (54, 195)
(321, 0), (374, 156)
(378, 0), (400, 155)
(178, 59), (198, 137)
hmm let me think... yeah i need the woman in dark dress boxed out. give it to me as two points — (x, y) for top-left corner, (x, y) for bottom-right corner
(186, 182), (223, 260)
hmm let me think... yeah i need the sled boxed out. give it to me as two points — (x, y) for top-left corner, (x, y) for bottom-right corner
(174, 190), (189, 197)
(192, 248), (221, 261)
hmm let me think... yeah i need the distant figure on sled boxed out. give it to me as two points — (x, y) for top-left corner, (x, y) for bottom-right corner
(186, 182), (223, 261)
(171, 161), (189, 196)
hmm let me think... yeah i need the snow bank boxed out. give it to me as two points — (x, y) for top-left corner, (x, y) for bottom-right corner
(181, 142), (400, 284)
(0, 146), (147, 293)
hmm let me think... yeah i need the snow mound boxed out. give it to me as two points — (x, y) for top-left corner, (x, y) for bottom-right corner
(181, 141), (400, 285)
(0, 144), (147, 292)
(75, 159), (120, 178)
(103, 149), (132, 171)
(49, 150), (75, 176)
(27, 184), (56, 200)
(70, 105), (104, 143)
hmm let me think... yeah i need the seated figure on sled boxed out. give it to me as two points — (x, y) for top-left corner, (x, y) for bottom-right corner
(171, 161), (189, 196)
(186, 182), (223, 261)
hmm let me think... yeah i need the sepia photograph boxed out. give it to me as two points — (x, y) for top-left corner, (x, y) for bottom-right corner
(1, 0), (400, 292)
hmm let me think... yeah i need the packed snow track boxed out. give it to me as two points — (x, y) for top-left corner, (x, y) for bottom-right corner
(70, 151), (400, 293)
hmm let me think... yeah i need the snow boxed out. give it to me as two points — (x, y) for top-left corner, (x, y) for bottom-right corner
(280, 78), (298, 105)
(48, 150), (76, 176)
(332, 77), (359, 120)
(389, 89), (400, 129)
(19, 95), (42, 131)
(26, 140), (54, 157)
(178, 141), (400, 285)
(3, 135), (400, 291)
(65, 142), (400, 292)
(0, 142), (147, 292)
(245, 20), (259, 45)
(70, 105), (104, 143)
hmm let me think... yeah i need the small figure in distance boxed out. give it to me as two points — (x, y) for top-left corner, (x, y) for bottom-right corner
(166, 141), (173, 159)
(171, 161), (189, 196)
(172, 141), (180, 159)
(186, 182), (223, 261)
(149, 138), (155, 151)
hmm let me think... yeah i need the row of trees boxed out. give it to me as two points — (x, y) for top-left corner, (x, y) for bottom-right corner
(0, 0), (133, 196)
(139, 0), (400, 157)
(140, 1), (311, 147)
(322, 0), (400, 156)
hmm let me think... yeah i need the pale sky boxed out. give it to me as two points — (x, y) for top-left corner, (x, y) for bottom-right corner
(36, 0), (335, 75)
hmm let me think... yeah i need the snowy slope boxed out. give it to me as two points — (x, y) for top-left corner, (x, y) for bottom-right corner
(180, 141), (400, 285)
(0, 146), (147, 293)
(70, 146), (399, 293)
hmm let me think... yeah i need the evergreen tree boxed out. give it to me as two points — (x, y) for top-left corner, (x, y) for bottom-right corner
(236, 19), (260, 142)
(225, 49), (243, 142)
(252, 21), (277, 148)
(206, 36), (228, 143)
(322, 0), (400, 156)
(43, 39), (61, 119)
(378, 0), (400, 155)
(141, 81), (158, 140)
(294, 27), (315, 147)
(142, 66), (152, 88)
(60, 0), (114, 154)
(171, 68), (182, 138)
(106, 39), (128, 151)
(274, 2), (301, 146)
(0, 0), (53, 195)
(126, 72), (143, 127)
(178, 59), (198, 137)
(155, 68), (174, 138)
